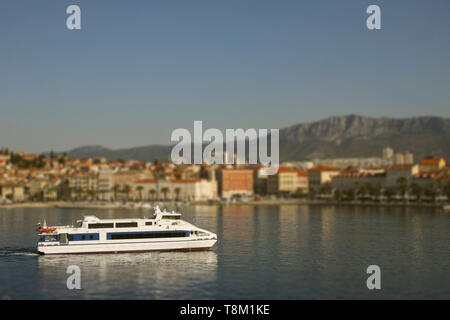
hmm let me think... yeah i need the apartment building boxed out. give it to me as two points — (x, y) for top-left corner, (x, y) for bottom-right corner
(134, 178), (217, 201)
(385, 164), (419, 187)
(307, 166), (340, 191)
(419, 157), (446, 172)
(267, 167), (299, 195)
(217, 168), (254, 199)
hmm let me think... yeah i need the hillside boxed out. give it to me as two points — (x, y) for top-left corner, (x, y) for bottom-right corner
(55, 115), (450, 162)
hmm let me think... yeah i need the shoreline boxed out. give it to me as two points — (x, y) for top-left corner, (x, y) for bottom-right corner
(1, 200), (449, 210)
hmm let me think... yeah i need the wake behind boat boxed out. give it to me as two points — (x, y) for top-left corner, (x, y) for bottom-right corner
(36, 206), (217, 255)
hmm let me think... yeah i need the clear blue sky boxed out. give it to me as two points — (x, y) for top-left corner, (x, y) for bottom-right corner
(1, 0), (449, 153)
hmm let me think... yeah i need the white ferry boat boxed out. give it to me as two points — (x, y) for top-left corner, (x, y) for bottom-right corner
(36, 207), (217, 255)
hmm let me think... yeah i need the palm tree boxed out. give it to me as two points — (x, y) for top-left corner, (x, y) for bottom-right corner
(334, 189), (343, 201)
(66, 187), (74, 201)
(294, 188), (304, 199)
(113, 184), (120, 200)
(308, 187), (317, 199)
(443, 182), (450, 203)
(357, 183), (371, 200)
(410, 183), (423, 202)
(174, 187), (182, 201)
(370, 183), (382, 201)
(319, 183), (332, 198)
(87, 189), (97, 201)
(45, 187), (57, 201)
(122, 185), (131, 200)
(75, 187), (83, 201)
(384, 187), (396, 202)
(148, 189), (156, 201)
(353, 182), (360, 200)
(160, 187), (170, 201)
(396, 177), (408, 201)
(136, 186), (144, 201)
(345, 188), (355, 201)
(99, 189), (106, 201)
(425, 182), (438, 202)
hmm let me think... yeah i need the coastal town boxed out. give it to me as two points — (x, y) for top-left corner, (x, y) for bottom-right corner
(0, 147), (450, 208)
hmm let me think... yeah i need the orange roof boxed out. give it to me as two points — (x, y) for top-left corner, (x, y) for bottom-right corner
(297, 171), (308, 177)
(171, 179), (201, 183)
(389, 164), (414, 169)
(308, 166), (338, 172)
(420, 157), (444, 164)
(277, 167), (296, 173)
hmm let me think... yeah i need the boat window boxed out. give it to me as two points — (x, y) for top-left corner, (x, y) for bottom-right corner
(40, 235), (59, 242)
(68, 233), (99, 241)
(88, 223), (114, 229)
(107, 231), (188, 240)
(145, 222), (153, 226)
(162, 216), (181, 220)
(115, 222), (138, 228)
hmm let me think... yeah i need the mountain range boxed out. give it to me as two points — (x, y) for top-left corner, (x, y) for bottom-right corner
(55, 115), (450, 163)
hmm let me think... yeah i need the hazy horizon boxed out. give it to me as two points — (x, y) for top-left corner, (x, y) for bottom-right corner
(2, 1), (450, 153)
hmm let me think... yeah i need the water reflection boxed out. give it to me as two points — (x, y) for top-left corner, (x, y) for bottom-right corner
(319, 206), (336, 260)
(37, 251), (218, 299)
(1, 205), (450, 299)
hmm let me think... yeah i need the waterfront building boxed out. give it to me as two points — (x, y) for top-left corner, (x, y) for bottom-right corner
(43, 179), (64, 201)
(217, 168), (254, 199)
(267, 167), (300, 196)
(394, 153), (405, 165)
(250, 164), (268, 196)
(0, 182), (25, 201)
(307, 166), (340, 192)
(134, 178), (217, 201)
(419, 157), (446, 172)
(382, 147), (394, 160)
(297, 171), (309, 193)
(133, 179), (158, 200)
(331, 171), (386, 191)
(172, 179), (217, 201)
(412, 171), (443, 190)
(29, 178), (50, 199)
(385, 164), (419, 187)
(69, 172), (99, 200)
(97, 169), (116, 200)
(0, 152), (11, 161)
(111, 170), (148, 200)
(404, 152), (414, 165)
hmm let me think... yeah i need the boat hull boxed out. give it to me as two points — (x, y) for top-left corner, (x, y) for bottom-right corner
(38, 239), (217, 255)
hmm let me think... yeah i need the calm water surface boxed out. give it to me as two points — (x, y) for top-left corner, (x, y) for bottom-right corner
(0, 205), (449, 299)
